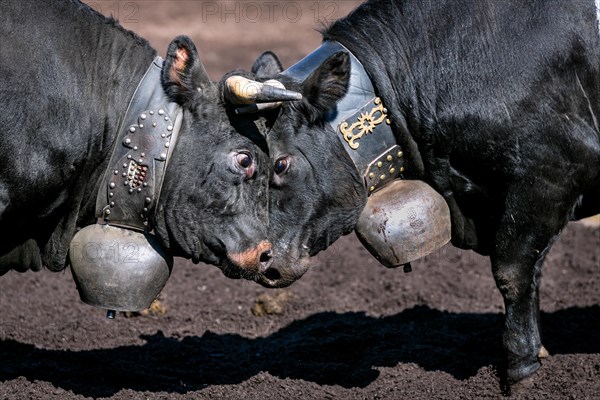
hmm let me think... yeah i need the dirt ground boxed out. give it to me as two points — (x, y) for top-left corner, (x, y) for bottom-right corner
(1, 2), (599, 399)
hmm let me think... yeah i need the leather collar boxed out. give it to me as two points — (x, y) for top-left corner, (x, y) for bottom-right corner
(281, 41), (405, 194)
(95, 57), (183, 231)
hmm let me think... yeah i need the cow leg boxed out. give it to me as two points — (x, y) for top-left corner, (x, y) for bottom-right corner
(491, 234), (557, 383)
(490, 193), (572, 383)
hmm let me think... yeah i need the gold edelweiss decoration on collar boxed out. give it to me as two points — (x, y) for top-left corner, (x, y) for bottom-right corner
(339, 97), (390, 150)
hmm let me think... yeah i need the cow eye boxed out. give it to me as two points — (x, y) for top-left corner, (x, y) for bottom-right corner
(236, 152), (253, 169)
(274, 157), (289, 175)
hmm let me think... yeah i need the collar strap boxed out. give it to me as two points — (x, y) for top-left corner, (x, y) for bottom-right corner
(95, 56), (183, 231)
(281, 41), (405, 195)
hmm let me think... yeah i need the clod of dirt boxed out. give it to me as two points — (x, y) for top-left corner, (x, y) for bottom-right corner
(538, 345), (550, 359)
(122, 294), (168, 318)
(251, 291), (292, 316)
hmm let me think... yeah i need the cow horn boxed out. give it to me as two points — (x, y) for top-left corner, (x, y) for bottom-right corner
(224, 76), (302, 107)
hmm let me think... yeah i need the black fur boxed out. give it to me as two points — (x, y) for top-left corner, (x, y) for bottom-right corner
(298, 51), (351, 122)
(162, 35), (212, 107)
(252, 51), (284, 81)
(250, 0), (600, 385)
(0, 0), (270, 275)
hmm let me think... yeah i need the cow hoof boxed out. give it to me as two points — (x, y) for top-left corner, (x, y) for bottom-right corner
(537, 345), (549, 359)
(507, 359), (541, 384)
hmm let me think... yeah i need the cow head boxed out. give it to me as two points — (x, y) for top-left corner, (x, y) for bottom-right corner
(152, 36), (273, 276)
(230, 50), (368, 287)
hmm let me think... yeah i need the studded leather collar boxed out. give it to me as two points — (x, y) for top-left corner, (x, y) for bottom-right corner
(281, 41), (405, 195)
(95, 57), (183, 231)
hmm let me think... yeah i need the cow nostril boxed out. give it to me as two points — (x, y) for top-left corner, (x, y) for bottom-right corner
(258, 249), (273, 274)
(263, 267), (282, 282)
(260, 249), (272, 263)
(227, 240), (272, 271)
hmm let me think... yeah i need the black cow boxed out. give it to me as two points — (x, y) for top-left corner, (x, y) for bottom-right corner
(233, 0), (600, 385)
(0, 0), (273, 278)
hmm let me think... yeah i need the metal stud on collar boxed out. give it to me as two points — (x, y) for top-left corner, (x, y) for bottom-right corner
(103, 109), (176, 226)
(95, 57), (183, 232)
(364, 145), (405, 194)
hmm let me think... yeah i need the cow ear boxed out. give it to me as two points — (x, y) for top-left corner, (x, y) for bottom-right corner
(162, 35), (213, 106)
(251, 51), (284, 80)
(301, 51), (350, 121)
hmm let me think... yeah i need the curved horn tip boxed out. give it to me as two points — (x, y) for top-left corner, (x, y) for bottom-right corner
(224, 76), (302, 106)
(224, 75), (263, 105)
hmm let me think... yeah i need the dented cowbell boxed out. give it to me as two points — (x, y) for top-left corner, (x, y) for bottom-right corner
(354, 180), (452, 268)
(69, 224), (173, 312)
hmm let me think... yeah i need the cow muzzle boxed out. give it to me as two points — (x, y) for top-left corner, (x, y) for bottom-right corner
(226, 240), (273, 273)
(253, 256), (310, 288)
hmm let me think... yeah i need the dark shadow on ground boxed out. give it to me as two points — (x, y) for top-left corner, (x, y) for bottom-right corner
(1, 305), (598, 398)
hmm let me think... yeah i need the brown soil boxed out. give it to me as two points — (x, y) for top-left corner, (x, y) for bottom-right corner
(1, 2), (599, 399)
